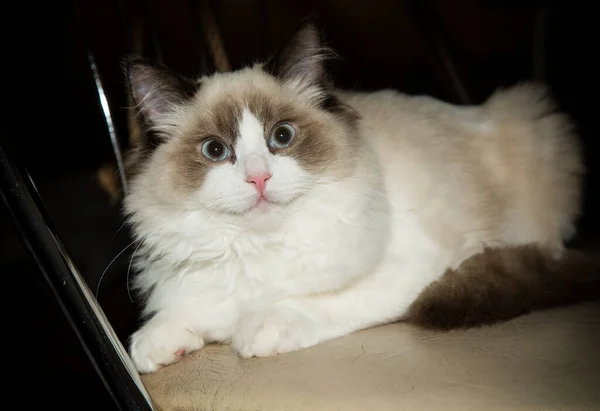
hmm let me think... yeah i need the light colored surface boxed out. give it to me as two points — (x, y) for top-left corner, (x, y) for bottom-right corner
(143, 302), (600, 411)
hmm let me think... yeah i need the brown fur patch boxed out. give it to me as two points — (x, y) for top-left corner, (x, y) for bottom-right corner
(244, 92), (343, 172)
(169, 141), (218, 193)
(164, 100), (242, 193)
(407, 245), (600, 330)
(199, 99), (243, 143)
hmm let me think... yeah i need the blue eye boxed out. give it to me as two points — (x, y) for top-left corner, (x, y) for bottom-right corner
(269, 123), (296, 149)
(200, 139), (231, 161)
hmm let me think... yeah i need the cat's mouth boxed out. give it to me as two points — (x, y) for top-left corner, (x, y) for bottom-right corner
(250, 191), (289, 212)
(238, 190), (301, 215)
(254, 194), (273, 210)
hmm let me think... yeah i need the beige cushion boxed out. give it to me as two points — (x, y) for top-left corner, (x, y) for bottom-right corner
(142, 302), (600, 411)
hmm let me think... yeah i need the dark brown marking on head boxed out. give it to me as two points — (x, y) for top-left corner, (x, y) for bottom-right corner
(241, 91), (357, 173)
(168, 143), (214, 193)
(206, 100), (243, 143)
(162, 97), (245, 193)
(125, 99), (241, 195)
(273, 112), (337, 172)
(407, 245), (600, 331)
(243, 93), (294, 134)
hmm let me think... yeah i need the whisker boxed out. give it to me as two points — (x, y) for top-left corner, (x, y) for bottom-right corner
(109, 221), (128, 243)
(96, 239), (138, 299)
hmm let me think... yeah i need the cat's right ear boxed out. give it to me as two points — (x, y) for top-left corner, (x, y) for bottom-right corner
(124, 57), (198, 131)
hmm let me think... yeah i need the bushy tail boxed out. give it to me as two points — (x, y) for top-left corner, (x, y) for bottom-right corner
(407, 245), (600, 330)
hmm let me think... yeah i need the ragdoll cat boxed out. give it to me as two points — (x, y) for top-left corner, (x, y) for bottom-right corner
(123, 22), (596, 374)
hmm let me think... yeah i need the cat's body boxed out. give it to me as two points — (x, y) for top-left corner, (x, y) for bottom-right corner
(124, 24), (589, 374)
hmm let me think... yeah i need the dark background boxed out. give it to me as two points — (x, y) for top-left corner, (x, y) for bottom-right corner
(2, 0), (598, 409)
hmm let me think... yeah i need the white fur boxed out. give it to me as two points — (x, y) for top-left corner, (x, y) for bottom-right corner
(126, 78), (582, 373)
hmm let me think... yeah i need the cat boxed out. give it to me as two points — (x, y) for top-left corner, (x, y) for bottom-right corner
(123, 22), (597, 374)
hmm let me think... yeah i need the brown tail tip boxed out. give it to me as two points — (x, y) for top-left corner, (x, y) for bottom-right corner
(406, 245), (600, 331)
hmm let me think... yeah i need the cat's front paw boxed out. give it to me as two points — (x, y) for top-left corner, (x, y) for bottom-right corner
(129, 318), (205, 374)
(232, 303), (320, 358)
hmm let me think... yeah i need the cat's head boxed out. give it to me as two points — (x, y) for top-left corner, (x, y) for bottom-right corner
(125, 23), (360, 220)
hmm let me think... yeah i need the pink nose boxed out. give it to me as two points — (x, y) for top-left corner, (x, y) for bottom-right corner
(246, 173), (271, 194)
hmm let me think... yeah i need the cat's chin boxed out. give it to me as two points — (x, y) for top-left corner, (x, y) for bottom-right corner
(241, 199), (290, 232)
(246, 196), (286, 216)
(253, 198), (272, 212)
(207, 200), (281, 217)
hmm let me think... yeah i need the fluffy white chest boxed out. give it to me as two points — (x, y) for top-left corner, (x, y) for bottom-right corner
(139, 184), (390, 325)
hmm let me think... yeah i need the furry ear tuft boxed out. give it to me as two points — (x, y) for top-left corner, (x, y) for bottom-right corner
(125, 57), (198, 128)
(263, 22), (335, 87)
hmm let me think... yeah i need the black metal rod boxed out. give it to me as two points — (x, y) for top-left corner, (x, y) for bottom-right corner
(0, 145), (153, 411)
(87, 50), (130, 196)
(72, 0), (129, 196)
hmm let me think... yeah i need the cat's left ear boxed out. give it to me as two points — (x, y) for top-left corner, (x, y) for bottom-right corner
(263, 22), (333, 88)
(125, 57), (198, 131)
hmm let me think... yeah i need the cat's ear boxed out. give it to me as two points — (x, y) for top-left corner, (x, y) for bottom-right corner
(264, 22), (332, 87)
(125, 57), (198, 128)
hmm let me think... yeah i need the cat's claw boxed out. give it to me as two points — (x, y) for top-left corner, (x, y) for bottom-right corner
(129, 320), (204, 374)
(232, 304), (319, 358)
